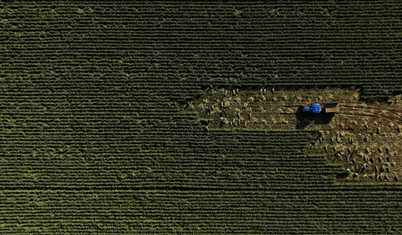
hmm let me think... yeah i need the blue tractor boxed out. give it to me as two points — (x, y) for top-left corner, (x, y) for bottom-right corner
(301, 103), (338, 114)
(302, 103), (322, 114)
(297, 103), (338, 128)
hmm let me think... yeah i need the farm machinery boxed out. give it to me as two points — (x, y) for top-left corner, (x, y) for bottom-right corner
(295, 103), (339, 128)
(301, 103), (339, 114)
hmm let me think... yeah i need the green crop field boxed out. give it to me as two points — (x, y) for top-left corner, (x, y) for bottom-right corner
(0, 1), (401, 234)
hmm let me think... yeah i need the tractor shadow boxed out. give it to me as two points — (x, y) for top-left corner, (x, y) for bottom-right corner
(295, 106), (335, 129)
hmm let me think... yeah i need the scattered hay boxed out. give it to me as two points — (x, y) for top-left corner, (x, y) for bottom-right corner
(379, 166), (385, 173)
(363, 122), (369, 130)
(193, 88), (400, 184)
(257, 106), (265, 113)
(386, 156), (391, 162)
(352, 93), (359, 102)
(220, 117), (228, 125)
(250, 117), (259, 124)
(374, 174), (380, 181)
(224, 101), (231, 108)
(363, 156), (369, 163)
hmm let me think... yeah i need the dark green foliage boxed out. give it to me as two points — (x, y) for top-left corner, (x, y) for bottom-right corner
(0, 188), (401, 234)
(0, 0), (401, 233)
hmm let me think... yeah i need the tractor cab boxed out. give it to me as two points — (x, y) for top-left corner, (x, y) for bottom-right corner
(302, 103), (322, 114)
(301, 103), (338, 114)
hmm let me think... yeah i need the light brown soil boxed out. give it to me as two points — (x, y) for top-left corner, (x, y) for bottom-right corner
(186, 87), (402, 184)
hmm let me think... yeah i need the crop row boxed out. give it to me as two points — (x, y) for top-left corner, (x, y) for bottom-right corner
(1, 101), (339, 190)
(1, 1), (401, 233)
(0, 159), (341, 189)
(1, 1), (401, 100)
(0, 188), (401, 234)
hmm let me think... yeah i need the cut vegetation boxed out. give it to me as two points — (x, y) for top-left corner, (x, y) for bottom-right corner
(187, 87), (402, 183)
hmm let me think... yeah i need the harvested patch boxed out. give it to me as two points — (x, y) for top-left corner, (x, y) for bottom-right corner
(186, 87), (401, 184)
